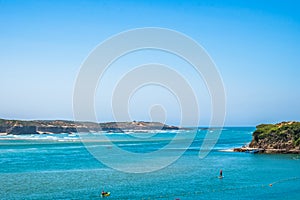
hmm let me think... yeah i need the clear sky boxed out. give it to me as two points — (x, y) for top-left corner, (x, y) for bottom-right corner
(0, 0), (300, 126)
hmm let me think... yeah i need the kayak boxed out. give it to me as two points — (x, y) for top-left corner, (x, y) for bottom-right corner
(101, 192), (110, 197)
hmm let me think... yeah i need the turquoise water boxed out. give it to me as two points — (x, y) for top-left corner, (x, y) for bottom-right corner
(0, 128), (300, 199)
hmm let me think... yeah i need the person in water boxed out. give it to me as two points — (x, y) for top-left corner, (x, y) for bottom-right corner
(220, 169), (223, 177)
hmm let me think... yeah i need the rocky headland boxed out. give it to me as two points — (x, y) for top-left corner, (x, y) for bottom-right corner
(0, 119), (179, 135)
(234, 121), (300, 154)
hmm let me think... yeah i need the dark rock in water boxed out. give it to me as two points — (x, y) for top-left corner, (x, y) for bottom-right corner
(233, 147), (264, 153)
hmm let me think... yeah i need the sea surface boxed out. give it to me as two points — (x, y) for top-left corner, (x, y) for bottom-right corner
(0, 127), (299, 200)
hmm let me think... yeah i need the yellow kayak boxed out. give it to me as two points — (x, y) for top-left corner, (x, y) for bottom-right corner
(101, 192), (110, 197)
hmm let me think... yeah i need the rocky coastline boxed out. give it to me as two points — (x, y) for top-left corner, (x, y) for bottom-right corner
(234, 121), (300, 154)
(0, 119), (179, 135)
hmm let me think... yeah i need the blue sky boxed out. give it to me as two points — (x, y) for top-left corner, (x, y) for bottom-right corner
(0, 0), (300, 126)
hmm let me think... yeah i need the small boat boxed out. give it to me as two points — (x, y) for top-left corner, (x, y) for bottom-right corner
(249, 149), (259, 153)
(249, 149), (259, 154)
(245, 149), (259, 154)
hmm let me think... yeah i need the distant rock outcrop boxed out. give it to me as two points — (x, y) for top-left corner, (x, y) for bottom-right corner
(8, 126), (38, 135)
(249, 121), (300, 153)
(0, 119), (179, 135)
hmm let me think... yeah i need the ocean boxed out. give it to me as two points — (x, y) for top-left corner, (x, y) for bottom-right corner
(0, 127), (299, 199)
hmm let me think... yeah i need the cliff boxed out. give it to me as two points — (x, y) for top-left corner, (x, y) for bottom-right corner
(249, 121), (300, 153)
(0, 119), (179, 135)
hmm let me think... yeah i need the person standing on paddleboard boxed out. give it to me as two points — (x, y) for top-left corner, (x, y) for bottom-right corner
(220, 169), (223, 177)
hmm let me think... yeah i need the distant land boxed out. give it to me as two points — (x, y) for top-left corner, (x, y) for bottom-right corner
(235, 121), (300, 154)
(2, 119), (300, 154)
(0, 119), (179, 135)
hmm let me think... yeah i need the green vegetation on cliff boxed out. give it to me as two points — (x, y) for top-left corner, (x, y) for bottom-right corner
(250, 121), (300, 152)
